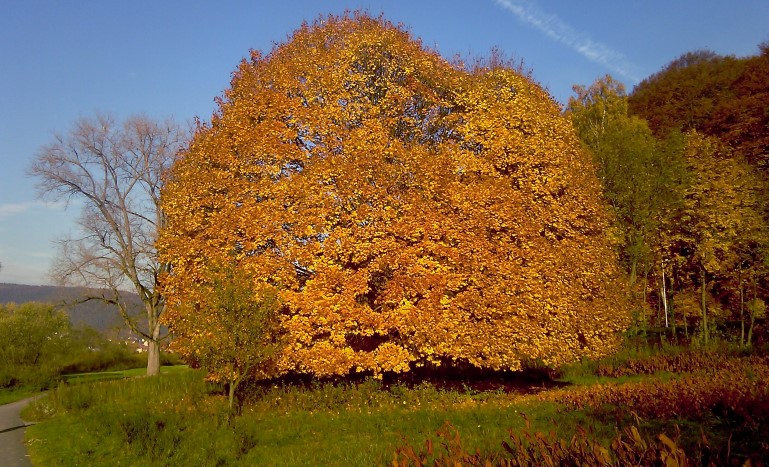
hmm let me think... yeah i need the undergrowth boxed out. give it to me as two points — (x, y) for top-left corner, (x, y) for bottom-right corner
(393, 418), (747, 466)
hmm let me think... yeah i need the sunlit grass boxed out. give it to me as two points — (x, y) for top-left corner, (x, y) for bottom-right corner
(62, 364), (190, 385)
(23, 368), (585, 465)
(0, 387), (39, 405)
(21, 346), (769, 465)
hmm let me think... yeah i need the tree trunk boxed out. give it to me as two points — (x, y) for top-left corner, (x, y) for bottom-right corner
(682, 270), (688, 339)
(634, 261), (651, 334)
(701, 268), (708, 345)
(739, 265), (745, 348)
(670, 272), (677, 343)
(147, 338), (161, 376)
(229, 380), (236, 413)
(747, 275), (758, 347)
(656, 281), (661, 329)
(145, 304), (163, 376)
(228, 372), (248, 414)
(661, 262), (668, 328)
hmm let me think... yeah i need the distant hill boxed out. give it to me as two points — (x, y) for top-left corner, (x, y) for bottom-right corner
(0, 283), (142, 335)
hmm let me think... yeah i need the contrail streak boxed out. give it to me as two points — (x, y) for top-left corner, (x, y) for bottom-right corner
(493, 0), (642, 82)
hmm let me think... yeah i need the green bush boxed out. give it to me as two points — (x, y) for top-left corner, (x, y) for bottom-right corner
(0, 302), (75, 389)
(0, 301), (169, 391)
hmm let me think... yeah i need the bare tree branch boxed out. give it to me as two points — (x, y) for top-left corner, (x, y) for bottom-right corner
(29, 113), (188, 376)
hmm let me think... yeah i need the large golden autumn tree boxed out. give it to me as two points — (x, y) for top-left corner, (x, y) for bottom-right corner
(159, 13), (629, 380)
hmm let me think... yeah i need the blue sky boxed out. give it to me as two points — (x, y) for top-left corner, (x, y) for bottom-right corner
(1, 0), (767, 285)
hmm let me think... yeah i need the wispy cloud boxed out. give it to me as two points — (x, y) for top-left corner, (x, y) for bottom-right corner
(0, 201), (65, 218)
(493, 0), (642, 83)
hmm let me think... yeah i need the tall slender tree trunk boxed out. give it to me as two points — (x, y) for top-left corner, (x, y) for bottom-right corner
(229, 380), (237, 413)
(147, 338), (161, 376)
(661, 262), (668, 328)
(641, 265), (651, 337)
(701, 268), (708, 345)
(739, 265), (745, 348)
(747, 274), (758, 347)
(228, 372), (249, 414)
(679, 267), (688, 339)
(629, 257), (645, 336)
(670, 272), (677, 343)
(656, 279), (662, 329)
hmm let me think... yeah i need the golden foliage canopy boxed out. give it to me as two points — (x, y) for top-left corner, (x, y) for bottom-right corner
(159, 13), (629, 379)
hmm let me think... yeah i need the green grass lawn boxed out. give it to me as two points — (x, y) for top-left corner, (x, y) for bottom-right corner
(20, 348), (769, 465)
(23, 372), (584, 466)
(0, 387), (39, 405)
(62, 364), (190, 384)
(1, 365), (189, 406)
(20, 366), (585, 465)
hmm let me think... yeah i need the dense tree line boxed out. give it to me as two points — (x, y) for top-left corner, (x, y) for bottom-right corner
(569, 41), (769, 344)
(629, 44), (769, 173)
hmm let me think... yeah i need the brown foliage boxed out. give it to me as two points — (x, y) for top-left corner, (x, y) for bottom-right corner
(628, 48), (769, 172)
(393, 419), (705, 466)
(595, 348), (730, 378)
(547, 356), (769, 424)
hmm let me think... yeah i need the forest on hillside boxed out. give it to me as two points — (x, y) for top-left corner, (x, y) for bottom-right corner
(0, 283), (140, 333)
(569, 43), (769, 347)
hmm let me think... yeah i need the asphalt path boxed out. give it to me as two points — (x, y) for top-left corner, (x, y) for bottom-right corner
(0, 397), (37, 466)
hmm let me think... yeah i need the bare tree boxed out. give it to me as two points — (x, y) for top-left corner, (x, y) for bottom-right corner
(29, 113), (187, 376)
